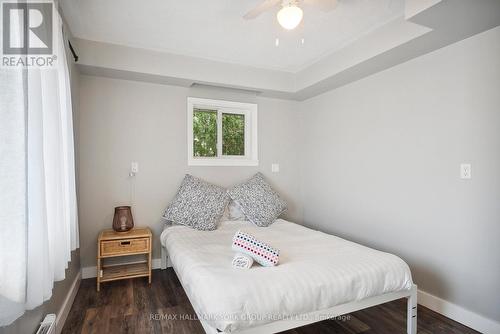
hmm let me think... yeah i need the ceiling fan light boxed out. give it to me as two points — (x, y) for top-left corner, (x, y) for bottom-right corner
(277, 5), (303, 30)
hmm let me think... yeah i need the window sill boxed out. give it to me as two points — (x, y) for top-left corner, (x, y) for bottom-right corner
(188, 158), (259, 167)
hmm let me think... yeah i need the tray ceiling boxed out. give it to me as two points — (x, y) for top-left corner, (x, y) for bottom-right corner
(60, 0), (404, 72)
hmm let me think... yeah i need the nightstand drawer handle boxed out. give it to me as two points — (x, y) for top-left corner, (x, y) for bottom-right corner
(120, 241), (131, 246)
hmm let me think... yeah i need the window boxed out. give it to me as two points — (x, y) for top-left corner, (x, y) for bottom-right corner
(187, 97), (258, 166)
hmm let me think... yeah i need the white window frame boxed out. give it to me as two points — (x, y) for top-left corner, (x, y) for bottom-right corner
(187, 97), (258, 166)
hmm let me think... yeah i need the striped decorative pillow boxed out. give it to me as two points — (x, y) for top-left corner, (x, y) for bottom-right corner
(232, 230), (279, 267)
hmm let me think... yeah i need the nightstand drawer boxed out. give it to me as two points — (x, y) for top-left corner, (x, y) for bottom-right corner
(100, 237), (149, 256)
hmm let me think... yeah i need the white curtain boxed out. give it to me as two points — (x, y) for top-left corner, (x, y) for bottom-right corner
(0, 5), (79, 326)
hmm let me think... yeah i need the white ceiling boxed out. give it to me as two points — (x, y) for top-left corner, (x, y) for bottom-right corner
(61, 0), (404, 72)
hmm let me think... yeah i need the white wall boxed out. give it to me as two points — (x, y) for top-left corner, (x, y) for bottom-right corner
(77, 76), (302, 267)
(299, 26), (500, 322)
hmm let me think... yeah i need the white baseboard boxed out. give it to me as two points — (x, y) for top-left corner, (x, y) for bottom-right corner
(82, 258), (163, 279)
(417, 289), (500, 334)
(55, 270), (81, 334)
(151, 258), (162, 270)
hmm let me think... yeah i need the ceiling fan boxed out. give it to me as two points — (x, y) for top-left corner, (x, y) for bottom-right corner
(244, 0), (338, 30)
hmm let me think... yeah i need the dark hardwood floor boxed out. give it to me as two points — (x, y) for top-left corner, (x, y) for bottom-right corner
(62, 269), (479, 334)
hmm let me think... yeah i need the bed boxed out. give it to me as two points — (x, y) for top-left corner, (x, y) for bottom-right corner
(160, 219), (417, 334)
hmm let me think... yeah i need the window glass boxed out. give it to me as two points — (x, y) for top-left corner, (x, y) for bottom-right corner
(193, 109), (217, 157)
(222, 113), (245, 156)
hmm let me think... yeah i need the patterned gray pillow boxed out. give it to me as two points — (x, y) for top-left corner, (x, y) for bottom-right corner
(162, 174), (229, 230)
(228, 173), (287, 227)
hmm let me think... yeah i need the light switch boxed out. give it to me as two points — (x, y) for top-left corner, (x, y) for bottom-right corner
(271, 163), (280, 173)
(460, 163), (471, 179)
(131, 162), (139, 174)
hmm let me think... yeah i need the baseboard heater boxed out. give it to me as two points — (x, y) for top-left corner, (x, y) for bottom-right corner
(36, 314), (56, 334)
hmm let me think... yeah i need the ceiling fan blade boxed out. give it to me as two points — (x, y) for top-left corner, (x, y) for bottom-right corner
(243, 0), (281, 19)
(303, 0), (338, 12)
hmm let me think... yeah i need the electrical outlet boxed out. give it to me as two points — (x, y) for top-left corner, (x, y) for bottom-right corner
(460, 163), (471, 179)
(271, 163), (280, 173)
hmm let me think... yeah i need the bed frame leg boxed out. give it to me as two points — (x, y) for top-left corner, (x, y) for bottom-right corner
(407, 285), (417, 334)
(161, 245), (167, 270)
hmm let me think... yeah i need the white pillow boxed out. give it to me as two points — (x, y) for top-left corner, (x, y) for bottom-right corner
(228, 200), (247, 221)
(222, 200), (247, 221)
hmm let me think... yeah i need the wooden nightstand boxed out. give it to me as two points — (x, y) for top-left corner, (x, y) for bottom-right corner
(96, 227), (152, 291)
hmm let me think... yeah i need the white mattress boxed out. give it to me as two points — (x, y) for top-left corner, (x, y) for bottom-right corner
(160, 219), (413, 332)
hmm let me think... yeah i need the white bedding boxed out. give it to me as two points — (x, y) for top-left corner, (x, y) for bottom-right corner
(160, 219), (413, 332)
